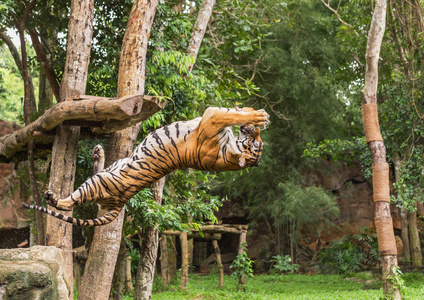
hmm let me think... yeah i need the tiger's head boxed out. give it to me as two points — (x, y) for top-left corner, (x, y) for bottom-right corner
(236, 124), (263, 168)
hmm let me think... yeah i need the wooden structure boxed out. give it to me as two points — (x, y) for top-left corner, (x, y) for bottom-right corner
(161, 224), (248, 287)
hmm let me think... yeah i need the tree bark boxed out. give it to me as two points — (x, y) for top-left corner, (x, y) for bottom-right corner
(212, 239), (224, 287)
(179, 231), (189, 289)
(408, 206), (423, 266)
(79, 1), (159, 299)
(125, 254), (133, 292)
(109, 241), (128, 300)
(160, 234), (170, 286)
(187, 0), (216, 72)
(360, 1), (400, 298)
(45, 1), (95, 299)
(134, 177), (166, 300)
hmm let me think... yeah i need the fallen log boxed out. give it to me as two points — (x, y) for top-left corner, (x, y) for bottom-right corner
(0, 94), (164, 158)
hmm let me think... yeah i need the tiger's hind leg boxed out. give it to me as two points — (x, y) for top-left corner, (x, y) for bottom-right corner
(45, 190), (75, 211)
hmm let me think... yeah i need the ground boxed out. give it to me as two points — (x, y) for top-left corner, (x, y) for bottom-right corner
(119, 272), (424, 299)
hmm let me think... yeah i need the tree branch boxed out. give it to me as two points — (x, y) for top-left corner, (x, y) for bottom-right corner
(0, 94), (164, 158)
(0, 30), (24, 77)
(29, 28), (61, 101)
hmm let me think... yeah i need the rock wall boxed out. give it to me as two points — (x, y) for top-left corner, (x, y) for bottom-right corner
(0, 246), (70, 300)
(0, 120), (30, 231)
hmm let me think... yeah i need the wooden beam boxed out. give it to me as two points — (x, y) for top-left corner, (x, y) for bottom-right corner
(162, 224), (248, 235)
(0, 94), (165, 158)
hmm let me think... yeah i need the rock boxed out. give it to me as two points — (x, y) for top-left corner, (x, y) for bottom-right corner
(0, 161), (30, 230)
(0, 246), (70, 300)
(0, 119), (30, 231)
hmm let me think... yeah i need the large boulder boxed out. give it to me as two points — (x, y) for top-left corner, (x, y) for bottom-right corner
(0, 246), (70, 300)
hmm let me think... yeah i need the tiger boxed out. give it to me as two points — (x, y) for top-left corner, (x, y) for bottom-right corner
(22, 107), (269, 226)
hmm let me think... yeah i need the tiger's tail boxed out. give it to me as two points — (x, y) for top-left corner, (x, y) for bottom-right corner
(22, 203), (122, 227)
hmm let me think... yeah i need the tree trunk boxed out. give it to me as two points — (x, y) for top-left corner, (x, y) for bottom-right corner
(80, 1), (159, 298)
(45, 1), (95, 299)
(6, 4), (45, 247)
(179, 232), (189, 289)
(212, 239), (224, 287)
(125, 254), (133, 292)
(393, 154), (411, 262)
(109, 241), (128, 300)
(134, 177), (166, 300)
(160, 234), (170, 286)
(408, 206), (423, 266)
(360, 1), (400, 298)
(187, 0), (216, 72)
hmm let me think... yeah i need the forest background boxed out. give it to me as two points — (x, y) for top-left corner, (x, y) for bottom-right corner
(1, 0), (424, 297)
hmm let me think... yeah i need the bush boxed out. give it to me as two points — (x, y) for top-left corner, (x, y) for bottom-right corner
(317, 229), (380, 275)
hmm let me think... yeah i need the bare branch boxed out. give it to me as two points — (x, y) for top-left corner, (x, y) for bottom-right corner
(320, 0), (359, 36)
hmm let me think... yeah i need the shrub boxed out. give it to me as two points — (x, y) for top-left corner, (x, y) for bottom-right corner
(317, 229), (380, 275)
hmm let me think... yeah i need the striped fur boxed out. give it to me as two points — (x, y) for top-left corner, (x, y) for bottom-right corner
(23, 107), (269, 226)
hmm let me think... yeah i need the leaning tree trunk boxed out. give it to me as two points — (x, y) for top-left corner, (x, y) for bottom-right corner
(187, 0), (216, 72)
(134, 176), (166, 300)
(360, 1), (400, 298)
(79, 1), (159, 299)
(45, 1), (94, 298)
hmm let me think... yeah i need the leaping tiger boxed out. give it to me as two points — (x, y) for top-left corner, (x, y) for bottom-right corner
(23, 107), (269, 226)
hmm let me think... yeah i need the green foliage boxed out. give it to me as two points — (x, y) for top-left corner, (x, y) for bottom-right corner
(270, 255), (299, 275)
(230, 245), (254, 282)
(217, 0), (357, 258)
(124, 169), (224, 237)
(303, 137), (372, 179)
(387, 266), (406, 298)
(390, 146), (424, 212)
(318, 229), (380, 275)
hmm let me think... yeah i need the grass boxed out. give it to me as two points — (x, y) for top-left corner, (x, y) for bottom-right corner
(148, 272), (424, 300)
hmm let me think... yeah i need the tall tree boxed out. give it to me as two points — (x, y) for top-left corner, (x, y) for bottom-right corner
(360, 0), (400, 298)
(0, 2), (45, 245)
(44, 1), (94, 298)
(79, 1), (159, 299)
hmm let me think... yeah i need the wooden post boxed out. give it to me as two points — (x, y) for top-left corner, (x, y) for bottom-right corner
(238, 229), (247, 288)
(212, 239), (224, 287)
(179, 232), (189, 289)
(160, 234), (170, 286)
(188, 238), (194, 270)
(168, 236), (177, 278)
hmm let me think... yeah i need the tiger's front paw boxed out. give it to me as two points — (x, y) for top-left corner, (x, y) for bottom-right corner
(253, 109), (270, 128)
(45, 190), (58, 207)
